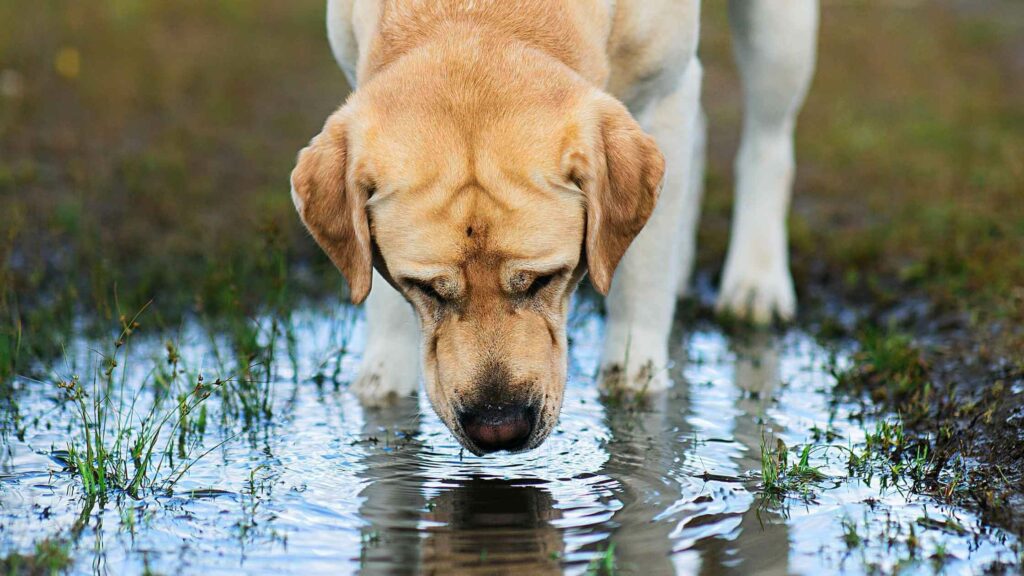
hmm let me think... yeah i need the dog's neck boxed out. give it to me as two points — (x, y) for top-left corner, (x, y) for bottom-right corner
(358, 0), (612, 87)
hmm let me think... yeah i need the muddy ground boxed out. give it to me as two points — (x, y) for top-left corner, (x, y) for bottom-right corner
(1, 0), (1023, 557)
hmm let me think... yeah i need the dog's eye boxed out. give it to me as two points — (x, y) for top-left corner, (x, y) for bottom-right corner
(408, 279), (449, 304)
(525, 273), (557, 298)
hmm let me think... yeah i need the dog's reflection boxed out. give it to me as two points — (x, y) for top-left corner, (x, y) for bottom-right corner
(355, 396), (427, 573)
(421, 478), (563, 574)
(354, 398), (562, 575)
(353, 330), (793, 575)
(595, 330), (791, 575)
(691, 331), (792, 575)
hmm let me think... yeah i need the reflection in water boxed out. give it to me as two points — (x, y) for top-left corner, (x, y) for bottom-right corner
(1, 306), (1018, 574)
(595, 330), (792, 575)
(597, 385), (691, 575)
(353, 327), (794, 575)
(692, 332), (790, 576)
(357, 396), (425, 573)
(421, 478), (562, 574)
(356, 398), (564, 575)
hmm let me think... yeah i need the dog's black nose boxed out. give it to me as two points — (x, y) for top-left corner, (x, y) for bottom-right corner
(458, 403), (536, 453)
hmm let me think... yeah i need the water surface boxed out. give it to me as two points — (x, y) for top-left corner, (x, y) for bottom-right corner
(0, 301), (1018, 574)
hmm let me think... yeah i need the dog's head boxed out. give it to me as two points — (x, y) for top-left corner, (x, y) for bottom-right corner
(291, 49), (663, 454)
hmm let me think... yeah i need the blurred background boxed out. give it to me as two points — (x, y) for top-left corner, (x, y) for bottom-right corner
(1, 0), (1021, 378)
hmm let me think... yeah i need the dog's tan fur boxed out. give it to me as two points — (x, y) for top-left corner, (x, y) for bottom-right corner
(292, 0), (664, 452)
(293, 0), (820, 454)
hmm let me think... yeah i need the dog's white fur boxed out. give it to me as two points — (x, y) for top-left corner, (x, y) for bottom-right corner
(323, 0), (818, 400)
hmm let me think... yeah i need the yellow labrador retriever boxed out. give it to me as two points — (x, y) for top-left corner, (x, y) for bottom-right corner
(292, 0), (818, 454)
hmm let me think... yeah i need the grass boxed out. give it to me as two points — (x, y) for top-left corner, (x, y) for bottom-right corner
(0, 0), (1020, 382)
(845, 417), (938, 493)
(0, 538), (73, 576)
(759, 412), (969, 513)
(759, 416), (948, 507)
(829, 322), (1021, 531)
(759, 435), (830, 503)
(0, 0), (347, 381)
(698, 1), (1024, 378)
(585, 543), (616, 576)
(841, 517), (862, 550)
(52, 305), (228, 499)
(833, 331), (931, 409)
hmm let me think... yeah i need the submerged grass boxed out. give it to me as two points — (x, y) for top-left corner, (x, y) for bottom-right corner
(0, 538), (73, 576)
(759, 414), (952, 508)
(847, 418), (939, 494)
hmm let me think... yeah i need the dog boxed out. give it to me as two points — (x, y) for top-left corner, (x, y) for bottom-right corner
(291, 0), (818, 454)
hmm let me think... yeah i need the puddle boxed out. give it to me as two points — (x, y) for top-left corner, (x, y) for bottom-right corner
(0, 301), (1019, 574)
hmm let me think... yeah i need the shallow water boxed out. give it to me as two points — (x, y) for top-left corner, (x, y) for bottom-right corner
(0, 301), (1019, 575)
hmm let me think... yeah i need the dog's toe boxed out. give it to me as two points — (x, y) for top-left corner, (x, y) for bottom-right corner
(352, 354), (419, 407)
(716, 266), (796, 325)
(599, 357), (671, 397)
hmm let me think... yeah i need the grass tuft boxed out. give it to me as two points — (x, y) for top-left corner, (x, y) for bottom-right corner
(759, 435), (830, 503)
(55, 305), (226, 499)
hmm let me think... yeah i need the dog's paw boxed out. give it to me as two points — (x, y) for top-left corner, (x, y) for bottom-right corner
(598, 331), (672, 397)
(352, 353), (419, 407)
(716, 259), (796, 325)
(600, 322), (674, 397)
(599, 358), (671, 398)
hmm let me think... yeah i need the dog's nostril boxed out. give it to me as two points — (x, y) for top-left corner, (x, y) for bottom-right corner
(458, 403), (536, 453)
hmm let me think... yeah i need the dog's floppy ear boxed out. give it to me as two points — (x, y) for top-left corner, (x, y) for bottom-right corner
(566, 96), (665, 295)
(291, 107), (373, 304)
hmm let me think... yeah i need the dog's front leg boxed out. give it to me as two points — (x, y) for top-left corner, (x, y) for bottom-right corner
(353, 270), (421, 406)
(716, 0), (819, 324)
(601, 59), (704, 394)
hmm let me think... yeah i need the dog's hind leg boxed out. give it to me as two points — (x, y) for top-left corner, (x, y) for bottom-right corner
(353, 271), (421, 406)
(601, 59), (703, 394)
(716, 0), (819, 324)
